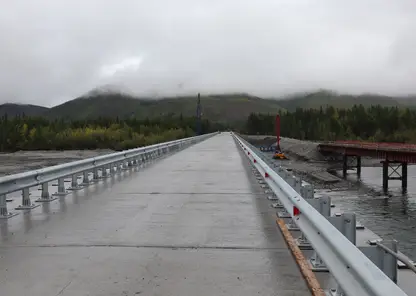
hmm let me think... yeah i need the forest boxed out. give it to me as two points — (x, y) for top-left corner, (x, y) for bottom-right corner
(0, 114), (228, 151)
(246, 105), (416, 143)
(1, 104), (416, 152)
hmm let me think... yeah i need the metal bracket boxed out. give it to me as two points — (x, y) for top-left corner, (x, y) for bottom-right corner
(359, 243), (398, 283)
(36, 196), (58, 203)
(296, 196), (331, 249)
(326, 242), (398, 295)
(15, 204), (40, 210)
(277, 210), (291, 218)
(267, 195), (278, 201)
(271, 202), (284, 209)
(309, 213), (356, 272)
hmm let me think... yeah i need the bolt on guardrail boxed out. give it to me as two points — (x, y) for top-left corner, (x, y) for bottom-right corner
(232, 133), (407, 296)
(0, 132), (217, 219)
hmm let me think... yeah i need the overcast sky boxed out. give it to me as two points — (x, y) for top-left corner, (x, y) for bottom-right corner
(1, 0), (416, 106)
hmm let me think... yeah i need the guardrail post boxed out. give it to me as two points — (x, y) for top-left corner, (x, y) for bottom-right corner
(68, 174), (82, 190)
(81, 171), (90, 185)
(287, 183), (316, 231)
(358, 241), (398, 283)
(297, 196), (331, 249)
(293, 177), (302, 194)
(0, 194), (17, 219)
(53, 177), (68, 196)
(16, 188), (39, 210)
(92, 168), (100, 181)
(310, 213), (356, 272)
(36, 182), (58, 202)
(301, 184), (314, 199)
(328, 240), (398, 296)
(101, 166), (110, 178)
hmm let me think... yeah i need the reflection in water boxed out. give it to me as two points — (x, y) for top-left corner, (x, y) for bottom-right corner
(59, 196), (67, 213)
(320, 165), (416, 258)
(0, 221), (8, 241)
(23, 211), (33, 233)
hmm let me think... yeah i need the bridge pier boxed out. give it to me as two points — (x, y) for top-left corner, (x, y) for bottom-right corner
(357, 156), (361, 177)
(342, 155), (361, 178)
(381, 161), (408, 194)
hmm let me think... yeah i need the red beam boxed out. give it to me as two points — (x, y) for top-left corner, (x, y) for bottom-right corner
(319, 144), (416, 163)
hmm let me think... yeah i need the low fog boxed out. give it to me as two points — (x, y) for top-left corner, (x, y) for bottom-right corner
(1, 0), (416, 106)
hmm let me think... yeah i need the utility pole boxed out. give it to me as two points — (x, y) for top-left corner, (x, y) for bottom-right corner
(275, 114), (281, 152)
(196, 93), (202, 135)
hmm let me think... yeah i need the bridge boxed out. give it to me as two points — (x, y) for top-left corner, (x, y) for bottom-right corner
(319, 140), (416, 192)
(0, 133), (413, 296)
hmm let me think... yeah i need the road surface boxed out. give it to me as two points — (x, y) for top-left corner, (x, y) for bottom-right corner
(0, 133), (310, 296)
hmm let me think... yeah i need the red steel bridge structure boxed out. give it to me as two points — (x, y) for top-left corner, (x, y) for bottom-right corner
(318, 140), (416, 193)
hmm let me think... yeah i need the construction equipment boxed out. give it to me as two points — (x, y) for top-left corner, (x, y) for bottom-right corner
(273, 150), (288, 160)
(273, 114), (288, 160)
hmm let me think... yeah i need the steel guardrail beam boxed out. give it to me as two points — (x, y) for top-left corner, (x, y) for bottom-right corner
(0, 132), (217, 197)
(232, 133), (407, 296)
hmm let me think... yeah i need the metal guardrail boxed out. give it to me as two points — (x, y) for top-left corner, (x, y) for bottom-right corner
(0, 132), (217, 218)
(232, 133), (408, 296)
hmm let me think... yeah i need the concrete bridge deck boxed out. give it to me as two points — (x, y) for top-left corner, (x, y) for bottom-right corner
(0, 133), (310, 296)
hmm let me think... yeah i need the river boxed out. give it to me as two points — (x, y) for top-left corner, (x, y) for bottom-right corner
(320, 166), (416, 259)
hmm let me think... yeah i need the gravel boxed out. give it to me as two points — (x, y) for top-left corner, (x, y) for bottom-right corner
(0, 149), (113, 176)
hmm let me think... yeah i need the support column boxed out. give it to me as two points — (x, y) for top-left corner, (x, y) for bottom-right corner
(402, 162), (408, 194)
(0, 194), (17, 218)
(36, 182), (58, 202)
(81, 171), (90, 186)
(68, 174), (82, 190)
(16, 188), (39, 210)
(92, 168), (100, 181)
(342, 155), (348, 177)
(53, 177), (68, 196)
(382, 161), (389, 193)
(101, 166), (109, 178)
(356, 156), (361, 178)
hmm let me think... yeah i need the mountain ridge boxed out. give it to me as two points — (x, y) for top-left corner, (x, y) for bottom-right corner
(1, 90), (415, 121)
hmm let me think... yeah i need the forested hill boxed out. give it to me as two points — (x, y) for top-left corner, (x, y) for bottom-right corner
(0, 93), (283, 122)
(1, 90), (415, 121)
(272, 90), (416, 111)
(0, 103), (48, 117)
(44, 93), (284, 122)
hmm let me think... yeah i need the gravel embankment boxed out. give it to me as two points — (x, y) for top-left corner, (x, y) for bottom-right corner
(241, 135), (381, 188)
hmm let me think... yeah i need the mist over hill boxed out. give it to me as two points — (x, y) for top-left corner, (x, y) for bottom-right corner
(1, 89), (415, 122)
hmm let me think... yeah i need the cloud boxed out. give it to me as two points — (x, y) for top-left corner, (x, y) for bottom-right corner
(1, 0), (416, 106)
(100, 57), (143, 78)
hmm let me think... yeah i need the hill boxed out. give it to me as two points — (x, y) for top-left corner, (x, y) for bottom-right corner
(275, 90), (415, 111)
(0, 103), (49, 117)
(44, 93), (284, 122)
(1, 90), (415, 121)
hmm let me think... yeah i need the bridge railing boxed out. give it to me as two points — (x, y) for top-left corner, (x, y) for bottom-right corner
(0, 132), (217, 217)
(232, 133), (407, 296)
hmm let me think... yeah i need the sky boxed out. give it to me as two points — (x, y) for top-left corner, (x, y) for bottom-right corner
(1, 0), (416, 107)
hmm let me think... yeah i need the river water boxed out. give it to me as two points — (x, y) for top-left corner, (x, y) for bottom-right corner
(320, 166), (416, 259)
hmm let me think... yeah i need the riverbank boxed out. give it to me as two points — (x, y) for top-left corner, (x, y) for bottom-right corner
(242, 134), (382, 189)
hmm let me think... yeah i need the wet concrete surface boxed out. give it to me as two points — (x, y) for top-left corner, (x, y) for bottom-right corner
(0, 133), (311, 296)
